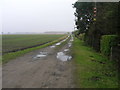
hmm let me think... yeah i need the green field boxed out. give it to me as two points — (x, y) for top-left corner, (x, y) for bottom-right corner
(2, 34), (65, 53)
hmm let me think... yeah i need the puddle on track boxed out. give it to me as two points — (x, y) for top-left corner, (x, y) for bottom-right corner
(33, 52), (48, 59)
(68, 36), (74, 48)
(64, 49), (69, 52)
(39, 51), (48, 55)
(56, 36), (74, 61)
(50, 35), (70, 48)
(33, 35), (74, 61)
(34, 35), (73, 61)
(56, 52), (72, 61)
(50, 45), (56, 48)
(34, 55), (47, 58)
(68, 43), (72, 47)
(55, 42), (61, 46)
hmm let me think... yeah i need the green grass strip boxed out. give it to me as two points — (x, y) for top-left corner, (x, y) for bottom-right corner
(2, 35), (68, 64)
(72, 37), (118, 88)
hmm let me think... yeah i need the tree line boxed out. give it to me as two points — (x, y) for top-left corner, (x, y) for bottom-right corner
(73, 2), (120, 51)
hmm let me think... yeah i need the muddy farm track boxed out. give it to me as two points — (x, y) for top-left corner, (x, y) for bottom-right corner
(2, 36), (75, 88)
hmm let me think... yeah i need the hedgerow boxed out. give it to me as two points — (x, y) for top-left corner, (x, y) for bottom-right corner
(100, 35), (118, 56)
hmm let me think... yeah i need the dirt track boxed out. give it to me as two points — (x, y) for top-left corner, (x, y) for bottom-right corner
(2, 37), (75, 88)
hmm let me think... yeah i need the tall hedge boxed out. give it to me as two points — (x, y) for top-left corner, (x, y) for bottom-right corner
(100, 35), (118, 56)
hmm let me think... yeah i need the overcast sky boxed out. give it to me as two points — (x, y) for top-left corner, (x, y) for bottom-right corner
(1, 0), (77, 33)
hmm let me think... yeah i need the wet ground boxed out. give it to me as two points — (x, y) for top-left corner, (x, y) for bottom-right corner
(2, 36), (75, 88)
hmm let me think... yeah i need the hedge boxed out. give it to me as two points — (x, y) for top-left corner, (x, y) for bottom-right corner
(100, 35), (118, 56)
(78, 33), (85, 40)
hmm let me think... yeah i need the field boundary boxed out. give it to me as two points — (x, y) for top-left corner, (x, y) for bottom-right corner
(2, 35), (68, 64)
(3, 41), (51, 54)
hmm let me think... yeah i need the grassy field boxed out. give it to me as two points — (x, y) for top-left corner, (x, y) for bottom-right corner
(2, 34), (65, 53)
(72, 37), (118, 88)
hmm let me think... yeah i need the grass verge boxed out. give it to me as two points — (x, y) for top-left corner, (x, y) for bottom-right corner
(2, 35), (68, 64)
(72, 37), (118, 88)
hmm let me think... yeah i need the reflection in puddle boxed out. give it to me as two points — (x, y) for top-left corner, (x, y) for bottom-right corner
(39, 51), (48, 55)
(34, 55), (47, 58)
(64, 49), (69, 52)
(56, 36), (73, 61)
(68, 43), (72, 47)
(50, 45), (56, 48)
(50, 36), (70, 48)
(34, 52), (47, 59)
(57, 52), (72, 61)
(56, 43), (61, 46)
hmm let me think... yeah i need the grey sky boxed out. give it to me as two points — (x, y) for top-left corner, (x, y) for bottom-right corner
(2, 0), (77, 33)
(78, 0), (119, 2)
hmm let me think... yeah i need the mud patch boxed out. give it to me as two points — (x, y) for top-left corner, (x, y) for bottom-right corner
(56, 52), (72, 61)
(51, 71), (61, 77)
